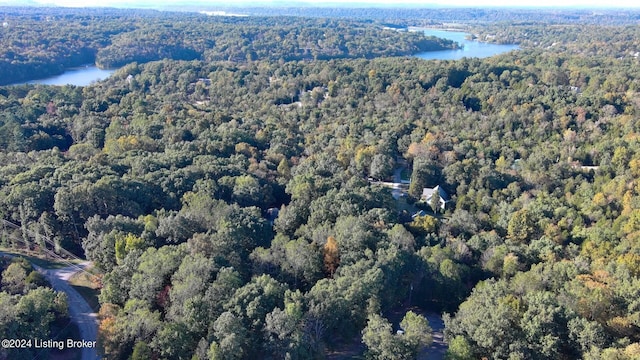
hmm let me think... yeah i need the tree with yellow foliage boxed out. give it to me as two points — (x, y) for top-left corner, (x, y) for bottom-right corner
(323, 236), (339, 278)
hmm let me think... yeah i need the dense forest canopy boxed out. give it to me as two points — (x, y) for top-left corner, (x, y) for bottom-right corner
(0, 7), (456, 85)
(166, 7), (640, 25)
(1, 5), (640, 360)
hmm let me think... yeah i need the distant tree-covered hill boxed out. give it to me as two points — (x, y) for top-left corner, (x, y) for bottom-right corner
(0, 8), (457, 84)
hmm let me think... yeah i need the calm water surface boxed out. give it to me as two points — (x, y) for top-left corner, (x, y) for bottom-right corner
(10, 30), (515, 86)
(414, 28), (518, 60)
(13, 66), (115, 86)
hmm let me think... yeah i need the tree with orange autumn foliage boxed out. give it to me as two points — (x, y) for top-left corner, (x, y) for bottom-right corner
(323, 236), (339, 278)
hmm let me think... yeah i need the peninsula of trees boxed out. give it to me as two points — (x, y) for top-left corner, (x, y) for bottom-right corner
(0, 7), (457, 85)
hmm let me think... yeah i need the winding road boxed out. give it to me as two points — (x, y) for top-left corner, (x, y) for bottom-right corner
(1, 222), (100, 359)
(33, 262), (100, 360)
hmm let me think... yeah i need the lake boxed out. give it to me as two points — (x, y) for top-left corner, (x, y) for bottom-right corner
(13, 66), (115, 86)
(414, 28), (518, 60)
(10, 30), (515, 86)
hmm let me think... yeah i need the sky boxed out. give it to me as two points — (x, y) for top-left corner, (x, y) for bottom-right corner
(2, 0), (640, 8)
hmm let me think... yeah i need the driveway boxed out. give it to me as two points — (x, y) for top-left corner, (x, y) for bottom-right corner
(419, 312), (447, 360)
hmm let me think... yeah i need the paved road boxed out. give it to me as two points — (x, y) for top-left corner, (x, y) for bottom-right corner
(391, 165), (406, 199)
(393, 165), (403, 184)
(34, 262), (100, 360)
(419, 312), (447, 360)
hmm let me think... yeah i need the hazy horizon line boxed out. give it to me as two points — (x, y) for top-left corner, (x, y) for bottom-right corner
(2, 0), (640, 10)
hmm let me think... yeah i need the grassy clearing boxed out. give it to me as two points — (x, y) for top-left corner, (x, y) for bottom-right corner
(71, 285), (100, 312)
(396, 196), (420, 214)
(68, 267), (102, 311)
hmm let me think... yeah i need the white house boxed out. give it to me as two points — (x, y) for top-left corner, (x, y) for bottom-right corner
(421, 185), (449, 210)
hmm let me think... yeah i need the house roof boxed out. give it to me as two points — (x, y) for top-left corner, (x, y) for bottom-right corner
(422, 185), (448, 201)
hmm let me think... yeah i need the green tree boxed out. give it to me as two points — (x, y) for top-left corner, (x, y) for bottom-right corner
(399, 311), (433, 356)
(114, 233), (146, 263)
(362, 314), (398, 360)
(129, 245), (188, 308)
(167, 254), (215, 332)
(131, 341), (152, 360)
(370, 154), (394, 180)
(152, 321), (197, 360)
(430, 189), (441, 214)
(209, 312), (248, 360)
(362, 311), (432, 360)
(446, 336), (473, 360)
(1, 261), (30, 295)
(507, 209), (535, 243)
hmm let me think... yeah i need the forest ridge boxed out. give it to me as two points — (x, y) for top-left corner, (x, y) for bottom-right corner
(1, 6), (640, 360)
(0, 7), (457, 85)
